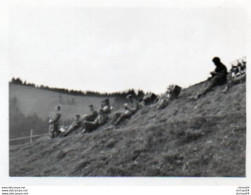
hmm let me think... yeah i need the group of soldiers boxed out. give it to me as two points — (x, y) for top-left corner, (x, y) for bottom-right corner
(48, 56), (246, 139)
(48, 85), (184, 139)
(223, 58), (246, 93)
(48, 99), (112, 138)
(48, 95), (144, 138)
(190, 57), (246, 100)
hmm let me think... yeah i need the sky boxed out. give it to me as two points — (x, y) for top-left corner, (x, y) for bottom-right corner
(9, 7), (246, 94)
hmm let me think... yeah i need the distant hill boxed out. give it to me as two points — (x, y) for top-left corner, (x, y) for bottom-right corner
(9, 83), (137, 139)
(9, 75), (246, 176)
(9, 83), (119, 120)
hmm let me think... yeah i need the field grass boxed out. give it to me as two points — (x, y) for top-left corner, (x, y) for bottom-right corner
(9, 80), (246, 176)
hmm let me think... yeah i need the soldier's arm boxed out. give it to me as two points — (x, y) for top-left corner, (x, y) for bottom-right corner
(210, 71), (217, 76)
(217, 67), (227, 76)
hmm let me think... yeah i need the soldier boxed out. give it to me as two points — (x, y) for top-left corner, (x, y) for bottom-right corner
(126, 94), (142, 112)
(61, 114), (81, 137)
(101, 98), (112, 114)
(114, 103), (134, 126)
(157, 85), (182, 110)
(241, 60), (246, 73)
(82, 108), (109, 133)
(81, 104), (98, 122)
(157, 95), (169, 110)
(223, 60), (246, 93)
(110, 94), (142, 127)
(191, 57), (227, 100)
(142, 93), (158, 106)
(48, 105), (62, 139)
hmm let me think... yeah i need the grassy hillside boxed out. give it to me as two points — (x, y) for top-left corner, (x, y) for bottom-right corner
(9, 79), (246, 177)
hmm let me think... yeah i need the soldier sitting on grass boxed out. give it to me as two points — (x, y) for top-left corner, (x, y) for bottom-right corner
(112, 94), (142, 126)
(190, 57), (227, 100)
(223, 60), (246, 93)
(81, 104), (98, 123)
(101, 98), (113, 114)
(142, 93), (158, 106)
(81, 108), (109, 133)
(61, 114), (82, 137)
(113, 103), (134, 126)
(157, 85), (182, 109)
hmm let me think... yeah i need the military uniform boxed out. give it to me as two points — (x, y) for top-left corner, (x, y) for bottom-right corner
(127, 97), (142, 113)
(61, 115), (81, 137)
(101, 99), (112, 114)
(143, 93), (158, 105)
(82, 109), (108, 133)
(48, 110), (61, 138)
(81, 105), (98, 122)
(157, 85), (182, 109)
(192, 57), (228, 100)
(114, 104), (134, 126)
(199, 62), (227, 97)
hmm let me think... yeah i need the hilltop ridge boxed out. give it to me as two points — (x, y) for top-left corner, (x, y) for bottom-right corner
(9, 76), (246, 176)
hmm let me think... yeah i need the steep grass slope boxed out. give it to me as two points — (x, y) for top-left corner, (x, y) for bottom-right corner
(9, 80), (246, 177)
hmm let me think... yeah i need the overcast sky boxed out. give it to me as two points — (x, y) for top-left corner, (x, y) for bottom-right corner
(9, 7), (246, 94)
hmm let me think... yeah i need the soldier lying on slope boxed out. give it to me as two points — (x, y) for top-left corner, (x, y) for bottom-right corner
(157, 84), (182, 110)
(61, 114), (82, 137)
(80, 104), (98, 126)
(81, 108), (109, 133)
(112, 94), (142, 126)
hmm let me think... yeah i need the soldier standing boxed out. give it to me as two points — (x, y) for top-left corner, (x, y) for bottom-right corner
(48, 106), (62, 139)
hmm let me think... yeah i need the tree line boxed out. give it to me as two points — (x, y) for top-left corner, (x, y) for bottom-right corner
(10, 77), (146, 99)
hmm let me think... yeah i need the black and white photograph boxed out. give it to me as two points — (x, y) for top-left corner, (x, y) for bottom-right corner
(0, 0), (250, 190)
